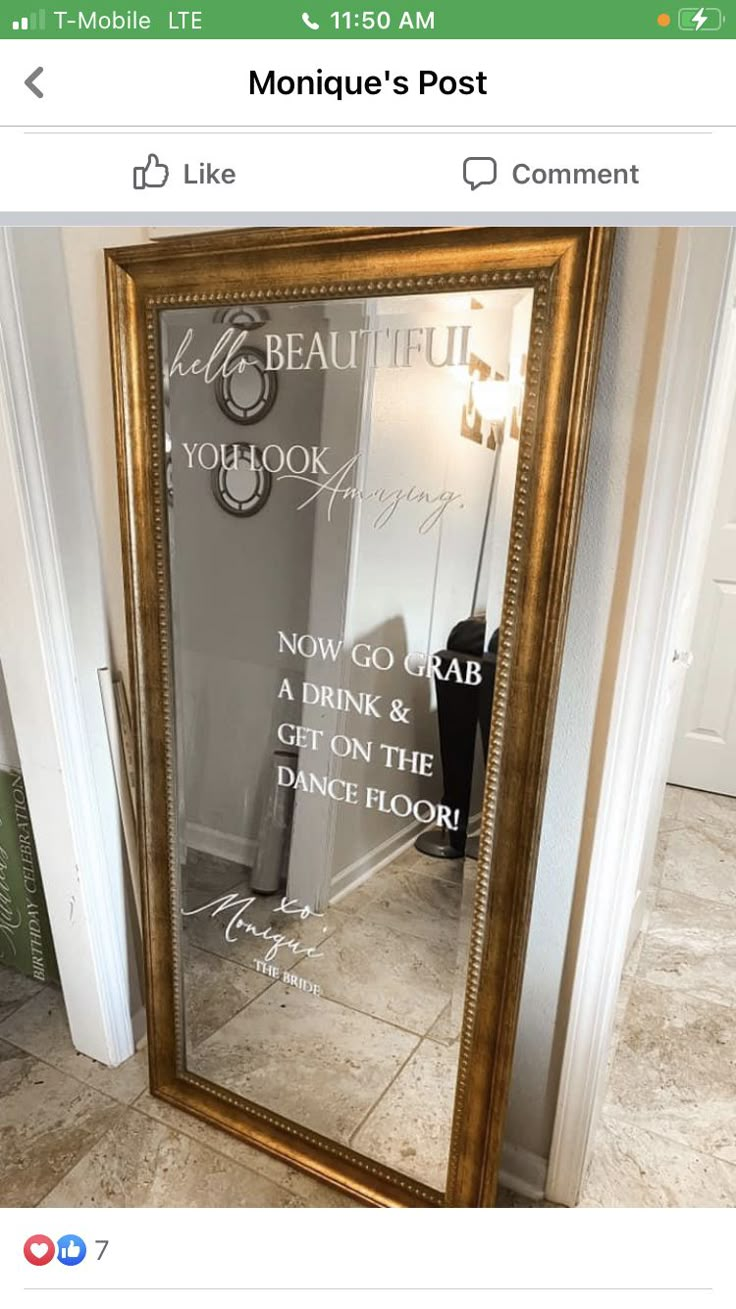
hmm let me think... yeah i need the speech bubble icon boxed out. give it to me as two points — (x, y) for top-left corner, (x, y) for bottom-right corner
(463, 156), (497, 190)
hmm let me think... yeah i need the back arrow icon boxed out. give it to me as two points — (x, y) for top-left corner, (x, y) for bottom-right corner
(24, 67), (44, 98)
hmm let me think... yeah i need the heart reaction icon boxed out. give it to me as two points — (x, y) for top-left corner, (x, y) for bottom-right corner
(24, 1235), (56, 1266)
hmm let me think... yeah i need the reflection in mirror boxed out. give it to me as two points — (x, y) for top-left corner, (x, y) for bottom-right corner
(161, 287), (533, 1191)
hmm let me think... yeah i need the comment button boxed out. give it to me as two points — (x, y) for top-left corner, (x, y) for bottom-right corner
(463, 156), (498, 190)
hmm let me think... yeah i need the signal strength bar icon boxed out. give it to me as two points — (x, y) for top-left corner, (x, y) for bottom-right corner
(11, 9), (46, 29)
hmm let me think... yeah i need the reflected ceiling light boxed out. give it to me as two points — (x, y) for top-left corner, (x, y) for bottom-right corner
(472, 378), (520, 423)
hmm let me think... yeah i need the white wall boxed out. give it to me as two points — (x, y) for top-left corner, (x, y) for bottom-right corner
(62, 227), (149, 687)
(502, 228), (676, 1176)
(0, 666), (20, 770)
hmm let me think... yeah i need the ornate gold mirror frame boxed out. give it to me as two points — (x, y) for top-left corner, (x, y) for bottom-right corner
(106, 226), (614, 1208)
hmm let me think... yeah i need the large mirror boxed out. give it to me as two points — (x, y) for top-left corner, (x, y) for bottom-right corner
(107, 227), (613, 1206)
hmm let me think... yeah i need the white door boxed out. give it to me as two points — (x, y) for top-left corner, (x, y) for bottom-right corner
(669, 400), (736, 796)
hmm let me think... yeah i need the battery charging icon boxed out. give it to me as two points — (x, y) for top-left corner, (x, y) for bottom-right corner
(678, 6), (723, 28)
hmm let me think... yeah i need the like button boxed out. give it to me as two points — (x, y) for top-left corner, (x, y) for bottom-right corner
(133, 153), (170, 190)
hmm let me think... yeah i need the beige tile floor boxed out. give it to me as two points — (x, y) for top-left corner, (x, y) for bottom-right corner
(0, 979), (536, 1209)
(0, 981), (358, 1207)
(580, 784), (736, 1207)
(3, 783), (732, 1208)
(182, 843), (470, 1191)
(0, 841), (473, 1207)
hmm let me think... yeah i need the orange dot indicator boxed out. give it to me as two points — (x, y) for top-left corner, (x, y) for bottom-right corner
(657, 12), (671, 24)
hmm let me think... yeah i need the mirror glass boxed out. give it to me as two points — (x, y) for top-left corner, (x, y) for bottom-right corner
(161, 286), (533, 1191)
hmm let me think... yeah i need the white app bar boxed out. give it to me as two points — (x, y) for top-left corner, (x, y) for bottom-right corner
(0, 39), (734, 127)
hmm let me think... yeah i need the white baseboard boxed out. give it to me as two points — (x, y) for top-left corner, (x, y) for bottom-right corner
(331, 807), (484, 905)
(498, 1142), (548, 1202)
(330, 819), (422, 904)
(185, 822), (258, 867)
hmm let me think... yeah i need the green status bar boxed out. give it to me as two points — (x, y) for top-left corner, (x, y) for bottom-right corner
(2, 0), (731, 38)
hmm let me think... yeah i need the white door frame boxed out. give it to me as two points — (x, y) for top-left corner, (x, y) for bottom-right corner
(0, 228), (140, 1066)
(668, 372), (736, 795)
(546, 227), (736, 1206)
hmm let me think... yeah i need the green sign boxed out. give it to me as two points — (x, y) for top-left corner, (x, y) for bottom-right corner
(0, 768), (58, 985)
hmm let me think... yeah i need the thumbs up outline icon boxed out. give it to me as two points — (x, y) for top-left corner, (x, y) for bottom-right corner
(133, 153), (170, 189)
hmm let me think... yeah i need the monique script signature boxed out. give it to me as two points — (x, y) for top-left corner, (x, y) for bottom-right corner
(280, 452), (464, 534)
(181, 891), (325, 963)
(0, 837), (21, 960)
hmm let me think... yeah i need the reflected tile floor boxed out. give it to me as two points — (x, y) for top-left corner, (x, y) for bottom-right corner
(351, 1036), (459, 1191)
(192, 984), (420, 1143)
(180, 843), (471, 1188)
(581, 785), (736, 1207)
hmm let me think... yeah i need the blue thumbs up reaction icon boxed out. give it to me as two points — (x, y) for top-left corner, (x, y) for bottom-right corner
(57, 1235), (87, 1266)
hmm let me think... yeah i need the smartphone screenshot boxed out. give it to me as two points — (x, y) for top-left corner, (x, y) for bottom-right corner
(1, 1), (734, 1304)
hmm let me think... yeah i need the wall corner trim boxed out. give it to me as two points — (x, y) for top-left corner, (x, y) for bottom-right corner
(0, 228), (136, 1067)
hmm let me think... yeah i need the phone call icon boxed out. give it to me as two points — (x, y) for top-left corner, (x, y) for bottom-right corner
(302, 11), (320, 28)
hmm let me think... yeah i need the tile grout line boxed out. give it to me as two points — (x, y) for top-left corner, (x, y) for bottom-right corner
(598, 1108), (736, 1178)
(192, 975), (452, 1071)
(126, 1095), (340, 1203)
(650, 883), (736, 918)
(187, 920), (461, 1043)
(346, 1029), (455, 1169)
(0, 1027), (135, 1109)
(37, 1100), (301, 1209)
(628, 958), (736, 1013)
